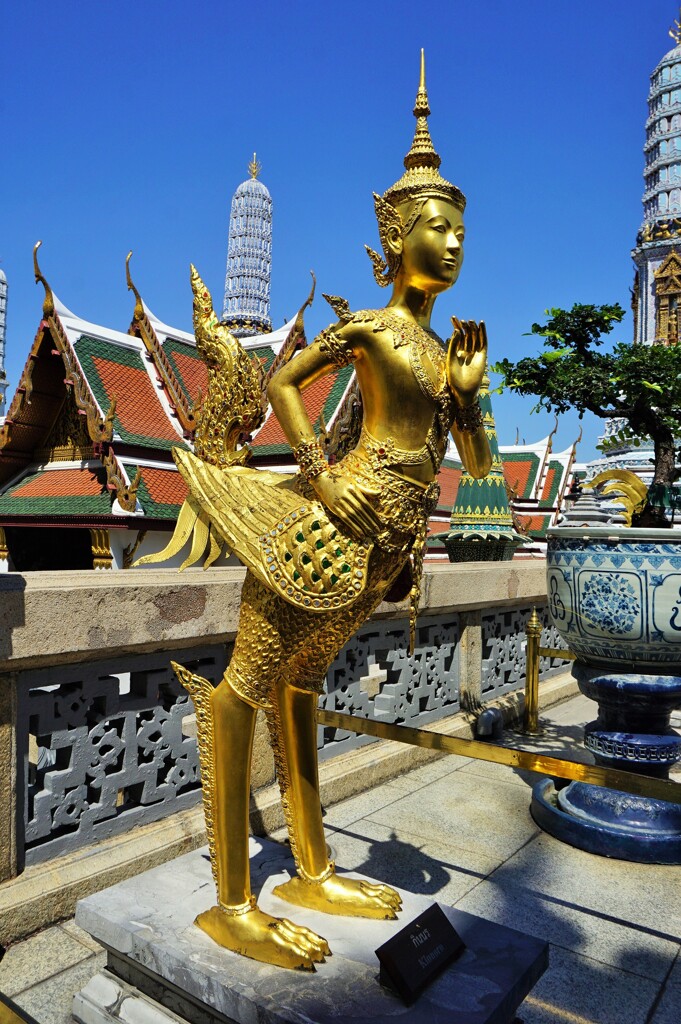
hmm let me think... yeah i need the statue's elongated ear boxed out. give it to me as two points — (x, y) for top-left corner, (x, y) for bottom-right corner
(385, 221), (403, 257)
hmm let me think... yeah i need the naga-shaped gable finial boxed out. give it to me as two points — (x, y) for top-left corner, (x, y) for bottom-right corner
(33, 241), (54, 319)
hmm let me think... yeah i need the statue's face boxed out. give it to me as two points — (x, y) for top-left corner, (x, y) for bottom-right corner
(399, 198), (464, 293)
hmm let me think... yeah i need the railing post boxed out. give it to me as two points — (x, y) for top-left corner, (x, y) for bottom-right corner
(459, 610), (483, 712)
(522, 608), (543, 735)
(0, 673), (19, 882)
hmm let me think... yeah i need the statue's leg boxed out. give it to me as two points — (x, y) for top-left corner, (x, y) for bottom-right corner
(270, 678), (402, 919)
(265, 546), (407, 919)
(172, 576), (330, 970)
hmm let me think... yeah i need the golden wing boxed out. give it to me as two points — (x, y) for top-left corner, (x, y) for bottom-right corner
(170, 451), (373, 611)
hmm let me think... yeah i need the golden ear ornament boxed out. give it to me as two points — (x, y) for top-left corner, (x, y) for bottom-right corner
(365, 193), (404, 286)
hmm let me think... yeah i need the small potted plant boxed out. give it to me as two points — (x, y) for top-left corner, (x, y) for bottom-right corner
(493, 303), (681, 863)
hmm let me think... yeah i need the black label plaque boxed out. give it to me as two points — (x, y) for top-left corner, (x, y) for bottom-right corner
(375, 904), (466, 1005)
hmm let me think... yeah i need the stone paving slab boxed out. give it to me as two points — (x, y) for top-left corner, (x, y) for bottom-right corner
(487, 832), (681, 939)
(59, 920), (103, 955)
(11, 953), (106, 1024)
(455, 867), (680, 982)
(455, 759), (542, 789)
(366, 770), (542, 863)
(651, 952), (681, 1024)
(517, 945), (661, 1024)
(388, 752), (473, 789)
(320, 781), (417, 829)
(0, 924), (95, 998)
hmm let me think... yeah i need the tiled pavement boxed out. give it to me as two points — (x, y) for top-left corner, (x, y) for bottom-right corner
(1, 695), (680, 1024)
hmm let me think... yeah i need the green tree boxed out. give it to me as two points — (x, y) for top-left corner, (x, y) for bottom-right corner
(493, 303), (681, 525)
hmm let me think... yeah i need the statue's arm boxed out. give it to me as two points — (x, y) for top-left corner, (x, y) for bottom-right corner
(267, 326), (382, 537)
(447, 317), (492, 479)
(267, 331), (343, 448)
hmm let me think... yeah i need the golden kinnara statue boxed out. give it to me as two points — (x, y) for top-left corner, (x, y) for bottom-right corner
(138, 52), (491, 970)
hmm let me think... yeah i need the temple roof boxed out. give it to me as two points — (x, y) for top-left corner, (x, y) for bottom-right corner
(0, 255), (349, 536)
(443, 427), (580, 547)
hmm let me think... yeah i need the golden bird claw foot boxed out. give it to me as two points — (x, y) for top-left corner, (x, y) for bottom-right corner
(274, 870), (402, 919)
(195, 905), (331, 971)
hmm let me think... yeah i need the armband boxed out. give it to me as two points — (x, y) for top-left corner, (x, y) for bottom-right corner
(317, 327), (355, 368)
(293, 437), (329, 481)
(453, 401), (484, 434)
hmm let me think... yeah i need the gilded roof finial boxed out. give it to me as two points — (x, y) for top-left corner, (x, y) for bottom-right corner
(125, 251), (145, 322)
(670, 6), (681, 45)
(248, 152), (262, 179)
(33, 241), (54, 319)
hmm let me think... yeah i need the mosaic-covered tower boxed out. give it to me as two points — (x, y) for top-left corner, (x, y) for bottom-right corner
(632, 16), (681, 344)
(594, 12), (681, 477)
(0, 268), (7, 416)
(221, 154), (273, 338)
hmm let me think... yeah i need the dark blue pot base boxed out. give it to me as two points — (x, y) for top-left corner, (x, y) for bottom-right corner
(531, 779), (681, 864)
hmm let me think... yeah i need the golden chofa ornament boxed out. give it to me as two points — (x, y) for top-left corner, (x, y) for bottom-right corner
(139, 51), (491, 972)
(367, 49), (466, 287)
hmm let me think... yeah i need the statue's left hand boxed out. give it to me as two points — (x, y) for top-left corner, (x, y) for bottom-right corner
(446, 317), (487, 406)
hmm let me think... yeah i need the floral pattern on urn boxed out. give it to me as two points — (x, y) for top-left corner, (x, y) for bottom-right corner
(546, 527), (681, 668)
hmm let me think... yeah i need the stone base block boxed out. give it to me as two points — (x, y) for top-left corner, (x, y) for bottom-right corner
(74, 970), (189, 1024)
(73, 838), (547, 1024)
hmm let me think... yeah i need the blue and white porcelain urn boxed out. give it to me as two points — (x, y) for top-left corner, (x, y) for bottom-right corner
(531, 526), (681, 864)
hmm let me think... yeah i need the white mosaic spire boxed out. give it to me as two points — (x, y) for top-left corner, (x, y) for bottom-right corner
(0, 267), (7, 416)
(593, 14), (681, 478)
(632, 19), (681, 346)
(221, 154), (272, 337)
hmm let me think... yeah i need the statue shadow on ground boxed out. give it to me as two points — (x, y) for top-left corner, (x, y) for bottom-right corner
(331, 827), (455, 898)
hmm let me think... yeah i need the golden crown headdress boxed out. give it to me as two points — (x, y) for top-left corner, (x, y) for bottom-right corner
(366, 50), (466, 286)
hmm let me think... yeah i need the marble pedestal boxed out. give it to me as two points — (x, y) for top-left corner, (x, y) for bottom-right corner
(73, 838), (547, 1024)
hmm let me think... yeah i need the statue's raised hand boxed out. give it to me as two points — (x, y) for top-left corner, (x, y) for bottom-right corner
(446, 317), (487, 406)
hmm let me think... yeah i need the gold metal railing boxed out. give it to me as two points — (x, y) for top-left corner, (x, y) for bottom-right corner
(521, 607), (575, 735)
(317, 609), (680, 806)
(316, 708), (681, 805)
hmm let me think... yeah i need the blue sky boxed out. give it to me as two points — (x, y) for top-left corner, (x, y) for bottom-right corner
(1, 2), (677, 460)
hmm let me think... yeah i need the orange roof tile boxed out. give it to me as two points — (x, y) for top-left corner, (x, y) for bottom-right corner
(253, 375), (337, 448)
(503, 459), (535, 499)
(540, 466), (557, 504)
(165, 348), (208, 404)
(518, 513), (553, 535)
(10, 466), (106, 498)
(92, 357), (179, 444)
(437, 465), (462, 510)
(139, 466), (188, 506)
(427, 521), (451, 535)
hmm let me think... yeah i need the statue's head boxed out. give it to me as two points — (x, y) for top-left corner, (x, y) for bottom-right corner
(367, 51), (466, 289)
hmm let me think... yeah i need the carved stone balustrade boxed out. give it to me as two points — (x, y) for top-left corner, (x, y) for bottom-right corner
(0, 562), (570, 940)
